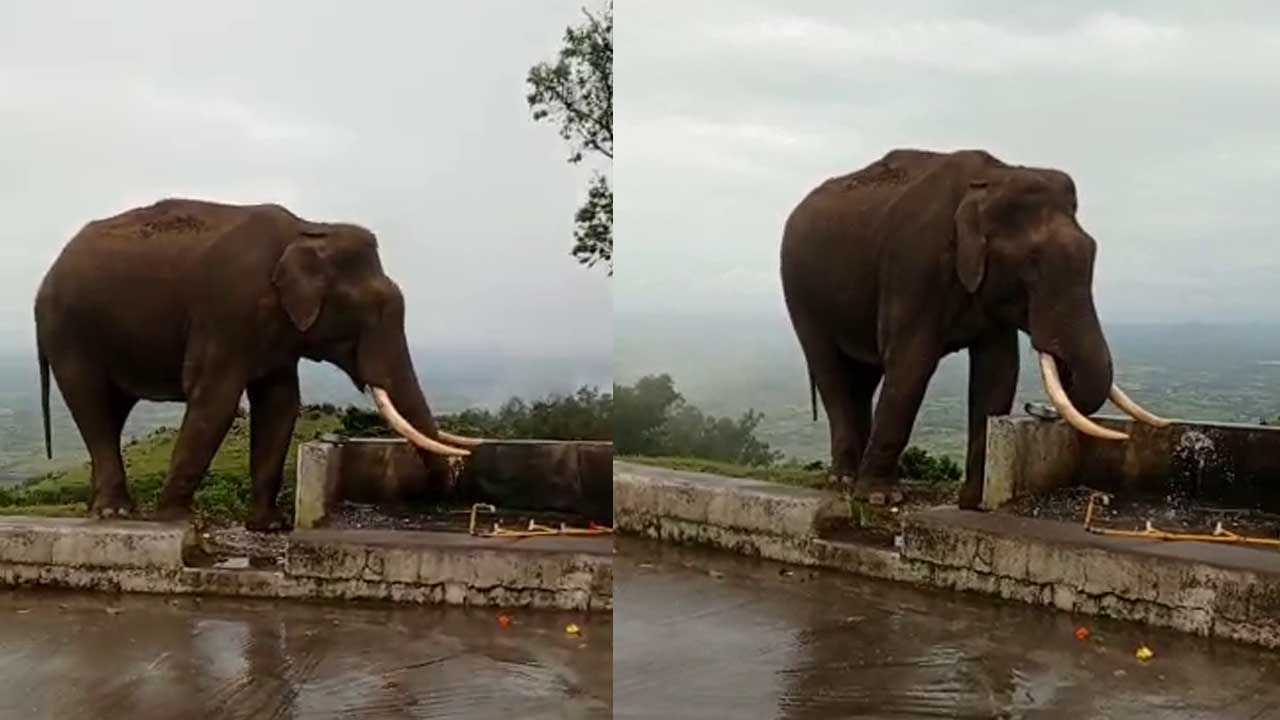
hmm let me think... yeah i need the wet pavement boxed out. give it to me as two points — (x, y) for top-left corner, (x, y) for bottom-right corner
(0, 589), (611, 719)
(615, 537), (1280, 719)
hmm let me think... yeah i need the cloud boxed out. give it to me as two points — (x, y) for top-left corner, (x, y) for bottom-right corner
(618, 2), (1280, 324)
(709, 12), (1184, 75)
(129, 83), (346, 150)
(0, 1), (611, 363)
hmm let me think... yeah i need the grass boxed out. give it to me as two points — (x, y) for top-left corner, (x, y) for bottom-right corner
(0, 409), (342, 524)
(623, 453), (960, 520)
(620, 455), (828, 489)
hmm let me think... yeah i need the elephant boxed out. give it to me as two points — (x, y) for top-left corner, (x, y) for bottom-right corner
(780, 148), (1169, 509)
(35, 198), (482, 529)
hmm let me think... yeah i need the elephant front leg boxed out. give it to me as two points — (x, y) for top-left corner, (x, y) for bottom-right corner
(961, 330), (1019, 510)
(246, 370), (300, 532)
(855, 344), (940, 504)
(154, 377), (244, 521)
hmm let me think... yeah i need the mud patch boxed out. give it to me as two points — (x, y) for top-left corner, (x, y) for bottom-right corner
(817, 480), (959, 549)
(188, 526), (287, 569)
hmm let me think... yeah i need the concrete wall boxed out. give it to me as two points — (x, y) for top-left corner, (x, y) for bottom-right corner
(982, 415), (1280, 511)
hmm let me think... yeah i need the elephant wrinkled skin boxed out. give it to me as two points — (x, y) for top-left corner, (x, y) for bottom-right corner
(780, 149), (1166, 509)
(35, 199), (476, 529)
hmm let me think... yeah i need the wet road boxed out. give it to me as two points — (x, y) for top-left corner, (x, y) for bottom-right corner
(0, 590), (611, 719)
(615, 537), (1280, 720)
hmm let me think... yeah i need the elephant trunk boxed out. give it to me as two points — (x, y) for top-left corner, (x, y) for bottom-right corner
(1029, 285), (1169, 438)
(1028, 286), (1123, 439)
(357, 294), (477, 457)
(1029, 286), (1112, 414)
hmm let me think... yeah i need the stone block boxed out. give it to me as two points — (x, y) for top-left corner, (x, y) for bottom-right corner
(613, 462), (850, 542)
(0, 517), (188, 570)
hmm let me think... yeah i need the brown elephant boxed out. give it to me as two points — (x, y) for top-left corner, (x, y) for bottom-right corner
(780, 148), (1168, 509)
(35, 198), (481, 529)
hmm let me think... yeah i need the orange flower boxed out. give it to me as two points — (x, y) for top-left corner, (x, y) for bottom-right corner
(497, 614), (512, 628)
(1074, 626), (1090, 641)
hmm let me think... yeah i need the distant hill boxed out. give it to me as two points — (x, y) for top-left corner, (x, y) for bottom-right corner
(0, 346), (610, 484)
(616, 310), (1280, 462)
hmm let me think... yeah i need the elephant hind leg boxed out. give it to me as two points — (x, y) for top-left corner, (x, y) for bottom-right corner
(844, 360), (882, 469)
(790, 314), (882, 480)
(53, 364), (137, 517)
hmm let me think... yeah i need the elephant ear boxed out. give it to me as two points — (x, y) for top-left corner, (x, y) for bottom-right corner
(953, 180), (989, 294)
(272, 240), (330, 332)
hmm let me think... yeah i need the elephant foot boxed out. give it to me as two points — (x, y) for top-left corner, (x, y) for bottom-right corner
(151, 503), (193, 523)
(851, 478), (904, 506)
(91, 494), (136, 519)
(958, 479), (983, 510)
(827, 473), (857, 492)
(246, 506), (289, 533)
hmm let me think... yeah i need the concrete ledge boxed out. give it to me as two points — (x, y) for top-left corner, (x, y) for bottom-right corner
(0, 516), (190, 570)
(286, 529), (611, 610)
(615, 462), (1280, 648)
(0, 562), (610, 612)
(0, 517), (610, 612)
(613, 461), (849, 561)
(899, 510), (1280, 647)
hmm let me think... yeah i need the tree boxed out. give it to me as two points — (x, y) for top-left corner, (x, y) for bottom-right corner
(613, 374), (682, 455)
(613, 374), (781, 466)
(527, 2), (613, 274)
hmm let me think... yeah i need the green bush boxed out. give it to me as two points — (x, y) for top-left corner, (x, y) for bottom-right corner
(898, 446), (963, 484)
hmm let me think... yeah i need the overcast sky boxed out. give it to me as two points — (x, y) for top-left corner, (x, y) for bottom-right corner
(617, 1), (1280, 325)
(1, 0), (610, 357)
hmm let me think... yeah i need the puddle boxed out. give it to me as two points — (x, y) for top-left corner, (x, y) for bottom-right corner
(615, 537), (1280, 719)
(0, 588), (611, 718)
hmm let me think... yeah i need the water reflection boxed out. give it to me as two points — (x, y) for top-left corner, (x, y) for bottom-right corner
(0, 590), (611, 719)
(616, 537), (1280, 719)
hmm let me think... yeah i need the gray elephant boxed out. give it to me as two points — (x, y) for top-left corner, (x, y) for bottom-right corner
(35, 198), (481, 529)
(780, 149), (1168, 509)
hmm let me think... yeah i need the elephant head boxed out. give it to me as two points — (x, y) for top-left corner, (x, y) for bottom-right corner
(953, 166), (1168, 439)
(271, 222), (481, 457)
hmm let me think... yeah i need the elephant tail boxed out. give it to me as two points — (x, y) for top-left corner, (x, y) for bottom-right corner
(809, 369), (817, 422)
(38, 346), (51, 459)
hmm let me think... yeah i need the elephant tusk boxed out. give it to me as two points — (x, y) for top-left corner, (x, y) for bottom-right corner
(438, 430), (485, 447)
(369, 387), (470, 457)
(1037, 353), (1129, 441)
(1109, 384), (1171, 428)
